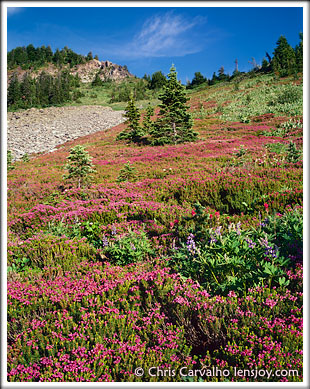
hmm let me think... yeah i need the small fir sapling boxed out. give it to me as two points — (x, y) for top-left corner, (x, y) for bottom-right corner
(63, 144), (96, 188)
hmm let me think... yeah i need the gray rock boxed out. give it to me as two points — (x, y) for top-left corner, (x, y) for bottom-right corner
(7, 105), (125, 161)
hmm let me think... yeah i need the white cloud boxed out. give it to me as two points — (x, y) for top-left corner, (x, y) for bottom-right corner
(111, 13), (206, 58)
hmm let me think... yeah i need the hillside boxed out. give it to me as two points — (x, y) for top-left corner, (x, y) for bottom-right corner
(7, 58), (133, 85)
(7, 71), (303, 382)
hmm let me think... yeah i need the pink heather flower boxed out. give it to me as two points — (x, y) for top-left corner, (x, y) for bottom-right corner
(264, 203), (269, 210)
(209, 214), (213, 219)
(215, 211), (220, 218)
(228, 290), (237, 298)
(191, 210), (196, 216)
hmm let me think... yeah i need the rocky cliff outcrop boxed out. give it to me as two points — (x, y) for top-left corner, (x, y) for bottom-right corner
(71, 59), (133, 83)
(8, 59), (134, 85)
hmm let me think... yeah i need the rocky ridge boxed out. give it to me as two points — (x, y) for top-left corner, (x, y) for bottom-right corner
(7, 105), (126, 161)
(8, 59), (134, 85)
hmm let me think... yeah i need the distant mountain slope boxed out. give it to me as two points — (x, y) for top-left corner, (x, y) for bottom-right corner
(7, 59), (133, 85)
(7, 45), (133, 85)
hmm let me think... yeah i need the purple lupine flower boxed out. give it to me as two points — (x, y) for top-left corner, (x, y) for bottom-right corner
(236, 221), (241, 235)
(261, 217), (269, 227)
(245, 237), (256, 249)
(209, 234), (217, 244)
(259, 236), (279, 259)
(215, 226), (222, 236)
(186, 233), (196, 254)
(102, 235), (109, 247)
(111, 225), (117, 236)
(172, 239), (179, 251)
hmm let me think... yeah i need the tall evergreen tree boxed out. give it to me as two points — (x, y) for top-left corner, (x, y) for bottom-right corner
(189, 71), (207, 88)
(20, 73), (36, 108)
(7, 73), (21, 108)
(295, 32), (303, 73)
(142, 103), (154, 134)
(209, 72), (218, 85)
(63, 145), (96, 188)
(45, 45), (53, 62)
(117, 94), (144, 143)
(150, 71), (167, 90)
(272, 35), (296, 76)
(150, 65), (197, 145)
(261, 57), (270, 73)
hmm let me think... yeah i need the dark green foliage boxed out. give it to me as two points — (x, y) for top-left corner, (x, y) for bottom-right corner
(209, 72), (218, 85)
(80, 221), (102, 249)
(142, 73), (151, 83)
(63, 145), (96, 188)
(7, 256), (30, 273)
(149, 70), (167, 90)
(7, 44), (88, 70)
(72, 90), (85, 101)
(117, 96), (145, 143)
(150, 65), (197, 145)
(103, 231), (155, 265)
(7, 150), (15, 171)
(217, 66), (230, 82)
(295, 32), (303, 73)
(272, 35), (297, 77)
(91, 72), (103, 87)
(262, 207), (302, 261)
(261, 57), (271, 73)
(7, 73), (21, 108)
(110, 79), (148, 103)
(286, 141), (301, 163)
(22, 153), (30, 163)
(276, 84), (302, 105)
(20, 73), (37, 108)
(171, 206), (301, 295)
(187, 72), (207, 89)
(117, 161), (137, 183)
(142, 103), (155, 134)
(7, 70), (79, 110)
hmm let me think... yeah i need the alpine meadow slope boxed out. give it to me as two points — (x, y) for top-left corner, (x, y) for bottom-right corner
(7, 60), (303, 381)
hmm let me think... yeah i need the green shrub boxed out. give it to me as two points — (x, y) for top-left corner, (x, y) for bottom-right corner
(63, 145), (96, 188)
(7, 150), (15, 171)
(286, 141), (301, 163)
(103, 230), (155, 265)
(171, 205), (302, 295)
(117, 161), (137, 183)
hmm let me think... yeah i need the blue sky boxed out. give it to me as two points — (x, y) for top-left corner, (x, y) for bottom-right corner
(7, 5), (303, 83)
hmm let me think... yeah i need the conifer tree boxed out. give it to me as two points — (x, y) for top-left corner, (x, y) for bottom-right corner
(272, 35), (296, 76)
(150, 65), (197, 145)
(142, 103), (154, 134)
(189, 71), (207, 88)
(7, 73), (21, 108)
(63, 145), (96, 188)
(117, 94), (144, 143)
(20, 73), (36, 108)
(295, 32), (303, 73)
(261, 57), (270, 73)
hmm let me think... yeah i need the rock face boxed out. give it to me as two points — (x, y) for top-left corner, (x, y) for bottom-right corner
(71, 59), (133, 83)
(7, 105), (126, 161)
(8, 59), (134, 85)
